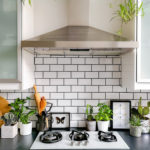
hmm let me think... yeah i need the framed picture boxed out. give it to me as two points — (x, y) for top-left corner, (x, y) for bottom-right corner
(50, 112), (70, 130)
(110, 100), (131, 130)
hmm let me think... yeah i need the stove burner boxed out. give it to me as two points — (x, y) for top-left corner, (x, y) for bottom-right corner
(40, 131), (62, 143)
(69, 130), (89, 146)
(98, 131), (117, 142)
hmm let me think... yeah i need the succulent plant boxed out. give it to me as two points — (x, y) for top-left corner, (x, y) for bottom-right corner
(1, 112), (17, 126)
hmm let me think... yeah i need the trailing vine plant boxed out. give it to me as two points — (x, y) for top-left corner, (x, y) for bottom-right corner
(111, 0), (144, 35)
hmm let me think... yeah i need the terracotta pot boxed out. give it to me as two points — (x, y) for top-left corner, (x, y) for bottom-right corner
(20, 122), (32, 135)
(97, 121), (109, 132)
(86, 121), (96, 131)
(130, 125), (142, 137)
(1, 123), (18, 138)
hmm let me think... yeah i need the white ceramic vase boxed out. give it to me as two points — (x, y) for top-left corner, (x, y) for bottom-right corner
(1, 123), (18, 138)
(20, 122), (32, 135)
(86, 121), (96, 131)
(97, 121), (109, 132)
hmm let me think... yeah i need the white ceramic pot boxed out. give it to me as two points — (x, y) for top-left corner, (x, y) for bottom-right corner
(97, 121), (109, 132)
(130, 125), (142, 137)
(1, 123), (18, 138)
(141, 120), (150, 133)
(20, 122), (32, 135)
(86, 121), (96, 131)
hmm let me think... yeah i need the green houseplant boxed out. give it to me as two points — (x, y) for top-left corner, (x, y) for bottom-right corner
(22, 0), (32, 5)
(130, 115), (142, 137)
(95, 103), (112, 132)
(86, 104), (96, 131)
(131, 97), (150, 133)
(0, 112), (18, 138)
(111, 0), (144, 35)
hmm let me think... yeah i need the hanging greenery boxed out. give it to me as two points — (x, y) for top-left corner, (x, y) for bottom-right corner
(111, 0), (144, 35)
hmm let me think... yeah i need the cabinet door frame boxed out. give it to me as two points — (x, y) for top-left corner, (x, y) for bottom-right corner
(136, 0), (150, 83)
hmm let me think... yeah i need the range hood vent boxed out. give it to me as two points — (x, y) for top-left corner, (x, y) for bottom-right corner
(22, 26), (138, 55)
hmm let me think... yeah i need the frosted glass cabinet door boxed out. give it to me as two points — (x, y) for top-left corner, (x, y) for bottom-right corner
(137, 0), (150, 82)
(0, 0), (17, 79)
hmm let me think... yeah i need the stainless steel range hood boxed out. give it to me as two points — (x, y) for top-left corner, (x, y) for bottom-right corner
(22, 26), (138, 55)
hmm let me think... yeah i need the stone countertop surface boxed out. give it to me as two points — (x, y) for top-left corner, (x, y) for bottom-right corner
(0, 129), (149, 150)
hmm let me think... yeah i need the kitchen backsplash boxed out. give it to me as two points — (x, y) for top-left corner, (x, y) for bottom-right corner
(0, 54), (150, 128)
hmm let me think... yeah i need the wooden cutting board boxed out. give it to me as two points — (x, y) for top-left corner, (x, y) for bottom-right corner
(0, 96), (11, 127)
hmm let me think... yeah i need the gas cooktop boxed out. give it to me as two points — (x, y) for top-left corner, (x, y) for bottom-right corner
(31, 131), (129, 149)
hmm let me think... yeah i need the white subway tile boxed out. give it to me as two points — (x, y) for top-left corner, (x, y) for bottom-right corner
(8, 93), (21, 99)
(36, 65), (49, 71)
(72, 72), (84, 78)
(99, 86), (112, 92)
(35, 72), (43, 78)
(58, 58), (71, 64)
(106, 65), (120, 71)
(72, 114), (85, 121)
(72, 86), (84, 92)
(72, 58), (84, 64)
(64, 65), (77, 71)
(113, 86), (126, 92)
(78, 107), (86, 113)
(85, 72), (98, 78)
(70, 121), (78, 127)
(39, 93), (50, 99)
(113, 58), (121, 64)
(92, 93), (105, 99)
(78, 121), (86, 127)
(65, 79), (77, 85)
(134, 93), (147, 99)
(86, 58), (98, 64)
(51, 107), (64, 112)
(44, 86), (57, 92)
(100, 58), (112, 64)
(47, 100), (57, 106)
(58, 72), (71, 78)
(58, 100), (71, 106)
(85, 86), (98, 92)
(78, 93), (92, 99)
(65, 107), (77, 113)
(35, 58), (43, 64)
(44, 58), (57, 64)
(106, 79), (119, 85)
(78, 65), (91, 71)
(113, 72), (121, 78)
(120, 93), (133, 99)
(85, 100), (98, 106)
(0, 93), (7, 99)
(51, 79), (63, 85)
(36, 79), (49, 85)
(78, 79), (91, 85)
(106, 93), (119, 99)
(22, 93), (34, 99)
(92, 79), (105, 85)
(72, 100), (85, 106)
(51, 93), (63, 99)
(65, 93), (77, 99)
(44, 72), (57, 78)
(99, 72), (112, 78)
(92, 65), (105, 71)
(58, 86), (71, 92)
(51, 65), (63, 71)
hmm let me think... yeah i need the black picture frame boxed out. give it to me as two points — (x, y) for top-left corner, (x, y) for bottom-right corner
(110, 100), (131, 130)
(50, 112), (70, 131)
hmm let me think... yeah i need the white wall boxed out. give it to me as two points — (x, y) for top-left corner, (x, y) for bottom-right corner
(68, 0), (90, 26)
(34, 0), (68, 37)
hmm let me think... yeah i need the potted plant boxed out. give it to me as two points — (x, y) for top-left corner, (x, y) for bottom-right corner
(132, 97), (150, 133)
(86, 104), (96, 131)
(20, 109), (36, 135)
(95, 103), (112, 132)
(9, 97), (32, 128)
(111, 0), (144, 35)
(130, 115), (142, 137)
(0, 112), (18, 138)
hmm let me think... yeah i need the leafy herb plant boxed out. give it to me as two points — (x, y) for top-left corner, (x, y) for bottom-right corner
(111, 0), (144, 35)
(95, 103), (112, 122)
(130, 115), (141, 126)
(86, 104), (94, 121)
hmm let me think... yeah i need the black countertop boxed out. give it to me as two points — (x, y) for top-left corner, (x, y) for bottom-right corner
(0, 129), (149, 150)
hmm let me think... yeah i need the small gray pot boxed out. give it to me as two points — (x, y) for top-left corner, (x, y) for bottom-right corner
(141, 120), (150, 134)
(130, 125), (142, 137)
(86, 121), (96, 131)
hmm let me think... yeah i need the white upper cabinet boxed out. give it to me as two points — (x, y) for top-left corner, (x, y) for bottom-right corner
(122, 0), (150, 90)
